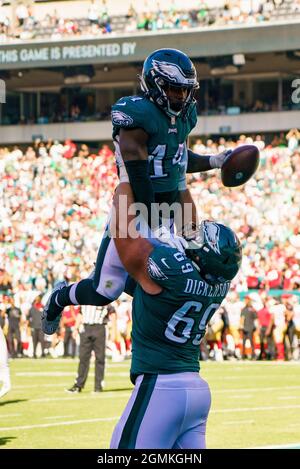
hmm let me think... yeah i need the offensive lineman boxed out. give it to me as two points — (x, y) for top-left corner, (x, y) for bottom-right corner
(109, 182), (242, 448)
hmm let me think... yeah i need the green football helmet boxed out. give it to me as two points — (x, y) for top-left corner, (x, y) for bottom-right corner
(184, 220), (242, 284)
(139, 48), (199, 118)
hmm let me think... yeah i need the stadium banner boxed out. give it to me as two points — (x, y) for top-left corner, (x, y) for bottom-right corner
(1, 21), (300, 70)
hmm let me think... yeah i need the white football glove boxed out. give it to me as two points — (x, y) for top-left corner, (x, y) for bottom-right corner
(153, 226), (188, 253)
(209, 149), (232, 169)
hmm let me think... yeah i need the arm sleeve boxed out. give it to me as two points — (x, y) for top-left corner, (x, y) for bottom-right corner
(124, 160), (157, 227)
(178, 143), (188, 191)
(112, 97), (158, 226)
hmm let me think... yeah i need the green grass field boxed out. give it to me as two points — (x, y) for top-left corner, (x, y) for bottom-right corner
(1, 358), (300, 449)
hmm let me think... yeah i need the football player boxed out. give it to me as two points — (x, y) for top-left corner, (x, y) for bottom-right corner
(42, 48), (231, 335)
(110, 182), (242, 448)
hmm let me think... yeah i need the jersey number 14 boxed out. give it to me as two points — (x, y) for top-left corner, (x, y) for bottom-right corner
(150, 143), (185, 178)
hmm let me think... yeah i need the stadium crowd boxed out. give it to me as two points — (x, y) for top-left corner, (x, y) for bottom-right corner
(0, 0), (299, 42)
(0, 133), (300, 362)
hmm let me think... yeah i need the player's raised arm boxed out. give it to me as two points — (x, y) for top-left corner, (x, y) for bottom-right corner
(177, 188), (199, 234)
(111, 182), (162, 295)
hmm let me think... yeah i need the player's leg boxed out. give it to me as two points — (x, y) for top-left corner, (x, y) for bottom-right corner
(172, 422), (207, 449)
(172, 376), (211, 449)
(63, 328), (71, 357)
(32, 328), (39, 358)
(110, 374), (180, 449)
(73, 328), (93, 390)
(92, 324), (106, 391)
(58, 224), (129, 305)
(110, 373), (210, 449)
(42, 224), (128, 335)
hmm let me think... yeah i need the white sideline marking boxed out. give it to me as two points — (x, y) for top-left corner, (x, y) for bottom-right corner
(32, 392), (131, 402)
(14, 381), (133, 390)
(3, 404), (300, 433)
(17, 361), (129, 368)
(14, 383), (71, 389)
(207, 361), (300, 366)
(251, 442), (300, 449)
(212, 404), (300, 414)
(0, 416), (119, 432)
(277, 396), (300, 400)
(0, 413), (22, 418)
(44, 415), (75, 420)
(223, 420), (255, 425)
(16, 372), (76, 377)
(16, 371), (129, 377)
(208, 374), (298, 381)
(213, 385), (300, 394)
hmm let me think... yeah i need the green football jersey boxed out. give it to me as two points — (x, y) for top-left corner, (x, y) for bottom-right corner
(112, 96), (197, 204)
(130, 245), (231, 376)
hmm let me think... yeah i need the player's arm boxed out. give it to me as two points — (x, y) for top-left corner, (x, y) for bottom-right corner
(119, 128), (156, 226)
(176, 188), (198, 234)
(186, 148), (232, 173)
(112, 182), (162, 295)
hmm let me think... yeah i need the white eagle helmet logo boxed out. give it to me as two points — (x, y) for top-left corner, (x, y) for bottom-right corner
(203, 221), (221, 255)
(152, 59), (196, 86)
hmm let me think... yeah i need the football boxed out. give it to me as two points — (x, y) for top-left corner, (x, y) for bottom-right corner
(221, 145), (260, 187)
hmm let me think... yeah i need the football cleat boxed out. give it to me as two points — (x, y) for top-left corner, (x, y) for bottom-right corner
(0, 384), (11, 399)
(41, 281), (67, 335)
(65, 384), (82, 393)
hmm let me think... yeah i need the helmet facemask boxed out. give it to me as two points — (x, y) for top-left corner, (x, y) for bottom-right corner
(155, 78), (196, 117)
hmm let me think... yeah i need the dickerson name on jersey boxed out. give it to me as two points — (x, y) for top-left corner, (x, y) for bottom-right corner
(184, 278), (231, 297)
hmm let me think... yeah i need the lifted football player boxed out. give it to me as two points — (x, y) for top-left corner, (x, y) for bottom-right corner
(42, 48), (234, 335)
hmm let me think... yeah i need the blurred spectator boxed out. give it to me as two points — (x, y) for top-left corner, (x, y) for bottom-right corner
(240, 296), (258, 359)
(70, 105), (81, 122)
(61, 305), (80, 358)
(257, 299), (275, 360)
(88, 0), (99, 25)
(283, 300), (295, 360)
(16, 2), (29, 27)
(63, 139), (77, 159)
(0, 270), (13, 296)
(28, 295), (46, 358)
(6, 297), (23, 358)
(286, 128), (300, 152)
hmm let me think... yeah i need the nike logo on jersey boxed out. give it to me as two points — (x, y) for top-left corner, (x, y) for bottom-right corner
(116, 102), (126, 106)
(161, 258), (170, 269)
